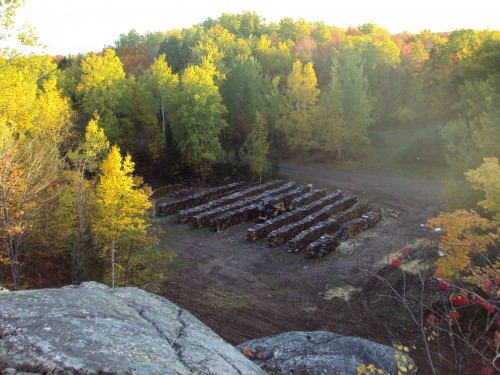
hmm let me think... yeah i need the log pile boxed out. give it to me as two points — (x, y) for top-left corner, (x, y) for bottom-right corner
(285, 201), (370, 253)
(290, 188), (327, 208)
(191, 182), (296, 228)
(266, 196), (357, 247)
(246, 191), (343, 242)
(209, 185), (312, 232)
(305, 235), (340, 259)
(156, 182), (246, 216)
(177, 181), (281, 223)
(337, 209), (382, 240)
(151, 184), (184, 198)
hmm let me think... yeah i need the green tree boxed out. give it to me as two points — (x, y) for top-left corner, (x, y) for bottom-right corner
(339, 51), (373, 156)
(221, 55), (265, 152)
(146, 54), (179, 138)
(316, 55), (345, 158)
(277, 60), (320, 154)
(441, 78), (500, 177)
(93, 145), (152, 288)
(171, 64), (228, 182)
(77, 49), (132, 146)
(243, 112), (271, 181)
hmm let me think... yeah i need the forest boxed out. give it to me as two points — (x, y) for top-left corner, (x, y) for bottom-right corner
(1, 3), (499, 294)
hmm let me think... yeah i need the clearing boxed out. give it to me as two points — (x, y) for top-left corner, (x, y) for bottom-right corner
(155, 161), (443, 358)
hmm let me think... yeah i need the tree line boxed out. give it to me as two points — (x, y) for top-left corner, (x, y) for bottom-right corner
(1, 2), (499, 289)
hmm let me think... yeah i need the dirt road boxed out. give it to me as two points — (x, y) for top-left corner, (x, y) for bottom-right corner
(157, 162), (443, 350)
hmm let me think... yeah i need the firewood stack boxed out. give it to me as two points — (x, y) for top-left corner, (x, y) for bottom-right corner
(337, 209), (382, 240)
(176, 181), (281, 223)
(155, 179), (385, 258)
(305, 235), (340, 259)
(209, 185), (312, 232)
(151, 184), (184, 198)
(266, 196), (357, 247)
(191, 182), (296, 228)
(289, 188), (327, 208)
(156, 182), (245, 216)
(285, 201), (371, 253)
(246, 191), (343, 242)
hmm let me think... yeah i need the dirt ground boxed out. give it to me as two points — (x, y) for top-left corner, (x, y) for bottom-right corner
(155, 161), (444, 369)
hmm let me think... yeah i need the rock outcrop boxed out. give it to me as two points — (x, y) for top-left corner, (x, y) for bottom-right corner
(237, 331), (415, 374)
(0, 282), (265, 374)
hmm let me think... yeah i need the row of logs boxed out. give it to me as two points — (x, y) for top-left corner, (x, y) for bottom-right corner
(306, 209), (382, 258)
(266, 195), (357, 247)
(156, 182), (245, 216)
(285, 201), (370, 253)
(246, 190), (343, 242)
(305, 235), (340, 259)
(290, 189), (327, 208)
(191, 182), (296, 228)
(337, 209), (383, 240)
(209, 185), (312, 232)
(177, 180), (282, 223)
(151, 184), (184, 198)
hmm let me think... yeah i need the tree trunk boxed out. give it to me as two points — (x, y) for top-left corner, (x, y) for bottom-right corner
(161, 94), (166, 138)
(10, 254), (20, 290)
(72, 168), (85, 283)
(111, 237), (115, 289)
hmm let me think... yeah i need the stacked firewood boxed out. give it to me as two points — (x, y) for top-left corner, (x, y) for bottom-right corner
(246, 191), (343, 242)
(209, 185), (312, 232)
(290, 188), (327, 208)
(151, 184), (184, 198)
(305, 235), (340, 259)
(191, 182), (296, 228)
(177, 181), (281, 223)
(266, 196), (357, 247)
(285, 201), (371, 253)
(155, 182), (245, 216)
(337, 209), (382, 240)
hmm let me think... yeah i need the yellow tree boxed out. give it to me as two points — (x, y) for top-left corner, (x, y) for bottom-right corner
(93, 145), (152, 288)
(0, 55), (72, 289)
(278, 60), (320, 154)
(68, 113), (109, 280)
(77, 49), (131, 146)
(466, 157), (500, 222)
(427, 158), (500, 280)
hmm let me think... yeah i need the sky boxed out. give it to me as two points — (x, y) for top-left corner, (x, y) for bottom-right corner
(15, 0), (500, 56)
